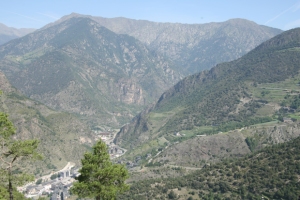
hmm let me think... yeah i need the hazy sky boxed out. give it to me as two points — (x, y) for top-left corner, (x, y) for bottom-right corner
(1, 0), (300, 30)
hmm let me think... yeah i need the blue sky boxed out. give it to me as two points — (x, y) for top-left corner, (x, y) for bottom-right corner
(1, 0), (300, 30)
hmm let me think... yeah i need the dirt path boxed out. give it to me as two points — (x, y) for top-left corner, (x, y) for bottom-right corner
(165, 164), (202, 170)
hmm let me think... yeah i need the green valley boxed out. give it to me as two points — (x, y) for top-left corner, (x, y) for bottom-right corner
(0, 12), (299, 200)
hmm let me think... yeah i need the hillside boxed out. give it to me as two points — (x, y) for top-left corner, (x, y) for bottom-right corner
(151, 120), (300, 168)
(0, 23), (35, 45)
(114, 28), (300, 160)
(120, 135), (300, 200)
(52, 13), (282, 74)
(0, 71), (94, 176)
(0, 14), (282, 129)
(0, 17), (181, 127)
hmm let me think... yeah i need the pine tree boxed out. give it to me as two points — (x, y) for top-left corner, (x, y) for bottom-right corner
(71, 140), (129, 200)
(0, 112), (42, 200)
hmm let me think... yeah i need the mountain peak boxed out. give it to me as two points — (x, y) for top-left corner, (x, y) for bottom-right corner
(0, 23), (35, 45)
(223, 18), (258, 26)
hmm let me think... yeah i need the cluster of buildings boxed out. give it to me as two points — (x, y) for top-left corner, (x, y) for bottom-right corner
(18, 167), (79, 199)
(18, 131), (127, 199)
(94, 131), (114, 142)
(117, 154), (152, 169)
(94, 131), (126, 158)
(109, 143), (126, 158)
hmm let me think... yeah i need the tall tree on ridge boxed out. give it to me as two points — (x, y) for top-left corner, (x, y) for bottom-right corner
(71, 140), (129, 200)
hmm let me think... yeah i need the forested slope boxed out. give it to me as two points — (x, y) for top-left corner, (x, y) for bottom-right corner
(120, 136), (300, 199)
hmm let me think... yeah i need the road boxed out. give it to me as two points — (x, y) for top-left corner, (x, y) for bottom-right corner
(38, 161), (75, 182)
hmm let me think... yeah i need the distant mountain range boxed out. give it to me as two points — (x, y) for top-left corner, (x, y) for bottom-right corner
(48, 13), (282, 74)
(0, 23), (35, 45)
(0, 14), (282, 128)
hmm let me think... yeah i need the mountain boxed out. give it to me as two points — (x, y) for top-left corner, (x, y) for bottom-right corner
(50, 13), (282, 74)
(0, 14), (282, 128)
(0, 17), (181, 127)
(0, 23), (35, 45)
(0, 71), (93, 176)
(114, 28), (300, 159)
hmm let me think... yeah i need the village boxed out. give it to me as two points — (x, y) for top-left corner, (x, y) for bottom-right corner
(17, 130), (127, 199)
(17, 162), (77, 199)
(94, 130), (127, 159)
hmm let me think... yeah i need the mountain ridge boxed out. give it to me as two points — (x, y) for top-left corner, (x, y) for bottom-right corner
(114, 28), (300, 158)
(0, 23), (35, 45)
(0, 17), (181, 127)
(42, 13), (282, 74)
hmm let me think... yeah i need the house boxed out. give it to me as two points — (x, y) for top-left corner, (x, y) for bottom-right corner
(135, 156), (141, 162)
(117, 149), (123, 154)
(283, 117), (293, 123)
(146, 153), (152, 159)
(35, 186), (45, 195)
(174, 132), (181, 136)
(26, 186), (37, 195)
(51, 182), (68, 200)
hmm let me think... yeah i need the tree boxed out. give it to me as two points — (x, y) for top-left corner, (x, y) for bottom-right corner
(36, 179), (42, 185)
(71, 140), (129, 200)
(50, 173), (58, 180)
(0, 184), (27, 200)
(0, 111), (42, 200)
(168, 190), (177, 199)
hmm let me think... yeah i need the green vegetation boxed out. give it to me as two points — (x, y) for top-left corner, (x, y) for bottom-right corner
(119, 136), (300, 199)
(0, 16), (298, 200)
(35, 179), (42, 185)
(0, 111), (42, 200)
(116, 28), (300, 161)
(0, 184), (27, 200)
(0, 77), (93, 176)
(50, 173), (58, 180)
(71, 140), (129, 200)
(0, 17), (184, 128)
(245, 137), (257, 152)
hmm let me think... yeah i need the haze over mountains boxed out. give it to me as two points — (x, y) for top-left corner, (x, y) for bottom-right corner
(0, 14), (281, 128)
(0, 17), (182, 127)
(1, 12), (300, 199)
(49, 13), (282, 74)
(0, 23), (35, 45)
